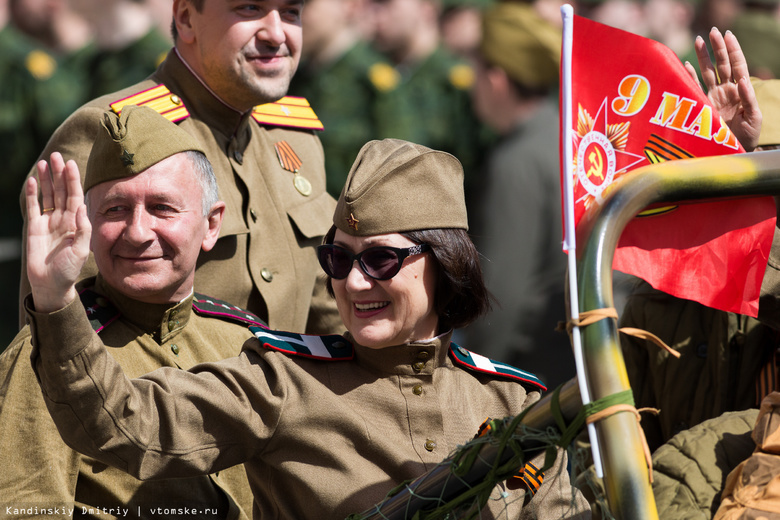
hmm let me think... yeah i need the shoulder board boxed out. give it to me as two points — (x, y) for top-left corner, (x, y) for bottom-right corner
(79, 288), (121, 334)
(192, 293), (268, 328)
(449, 343), (547, 391)
(252, 96), (324, 131)
(249, 327), (353, 361)
(110, 84), (190, 123)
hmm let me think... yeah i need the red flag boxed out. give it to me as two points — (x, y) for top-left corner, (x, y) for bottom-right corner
(561, 14), (776, 317)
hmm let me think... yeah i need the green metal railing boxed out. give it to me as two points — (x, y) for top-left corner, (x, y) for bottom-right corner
(354, 149), (780, 520)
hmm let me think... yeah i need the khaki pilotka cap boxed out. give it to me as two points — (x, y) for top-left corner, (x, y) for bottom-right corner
(480, 2), (561, 89)
(84, 105), (206, 192)
(752, 78), (780, 147)
(333, 139), (469, 236)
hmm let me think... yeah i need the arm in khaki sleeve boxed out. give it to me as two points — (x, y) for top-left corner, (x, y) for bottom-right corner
(0, 335), (81, 515)
(28, 298), (276, 480)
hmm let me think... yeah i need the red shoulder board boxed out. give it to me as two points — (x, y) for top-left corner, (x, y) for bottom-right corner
(252, 96), (324, 131)
(110, 84), (190, 123)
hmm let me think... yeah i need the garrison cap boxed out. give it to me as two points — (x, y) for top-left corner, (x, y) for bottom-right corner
(753, 78), (780, 147)
(480, 2), (561, 89)
(333, 139), (468, 236)
(85, 105), (206, 192)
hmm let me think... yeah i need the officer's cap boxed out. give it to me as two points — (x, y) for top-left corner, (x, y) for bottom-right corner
(85, 105), (206, 192)
(480, 2), (561, 90)
(333, 139), (468, 236)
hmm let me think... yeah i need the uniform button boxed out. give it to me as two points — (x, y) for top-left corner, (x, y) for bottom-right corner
(457, 346), (469, 356)
(412, 385), (423, 395)
(170, 310), (178, 317)
(233, 150), (243, 163)
(696, 343), (708, 358)
(424, 439), (436, 452)
(96, 297), (108, 307)
(417, 350), (430, 361)
(332, 341), (347, 349)
(168, 320), (178, 329)
(412, 361), (425, 371)
(250, 209), (258, 222)
(261, 268), (274, 282)
(171, 344), (180, 355)
(170, 94), (182, 105)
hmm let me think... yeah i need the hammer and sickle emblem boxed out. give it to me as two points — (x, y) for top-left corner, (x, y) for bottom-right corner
(586, 148), (604, 181)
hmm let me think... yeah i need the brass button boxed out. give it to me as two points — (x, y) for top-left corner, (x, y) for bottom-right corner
(250, 208), (258, 222)
(417, 350), (430, 361)
(170, 94), (182, 105)
(168, 320), (178, 329)
(412, 385), (423, 395)
(412, 361), (425, 371)
(457, 346), (469, 356)
(169, 309), (178, 317)
(424, 439), (436, 452)
(261, 268), (274, 282)
(171, 344), (180, 355)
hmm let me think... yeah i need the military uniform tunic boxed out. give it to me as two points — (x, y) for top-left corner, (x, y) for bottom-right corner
(1, 276), (255, 518)
(29, 298), (590, 520)
(19, 49), (341, 335)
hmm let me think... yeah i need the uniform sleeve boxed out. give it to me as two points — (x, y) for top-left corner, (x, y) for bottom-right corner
(0, 335), (81, 515)
(27, 296), (283, 481)
(18, 104), (105, 327)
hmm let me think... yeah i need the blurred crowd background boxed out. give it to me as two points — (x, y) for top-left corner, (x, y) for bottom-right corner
(2, 0), (779, 387)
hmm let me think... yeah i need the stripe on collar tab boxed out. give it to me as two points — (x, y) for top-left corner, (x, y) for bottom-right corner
(79, 288), (121, 334)
(250, 327), (353, 360)
(193, 293), (268, 328)
(449, 343), (547, 391)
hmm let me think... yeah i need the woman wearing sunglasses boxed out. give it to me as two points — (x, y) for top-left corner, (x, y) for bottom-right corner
(27, 139), (589, 519)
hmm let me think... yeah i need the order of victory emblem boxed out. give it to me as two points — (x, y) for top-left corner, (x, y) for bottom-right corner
(576, 130), (616, 198)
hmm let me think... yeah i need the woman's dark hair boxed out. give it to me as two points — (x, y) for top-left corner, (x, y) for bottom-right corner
(322, 225), (493, 332)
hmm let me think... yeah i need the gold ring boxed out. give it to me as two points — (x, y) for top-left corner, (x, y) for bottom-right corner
(42, 208), (55, 213)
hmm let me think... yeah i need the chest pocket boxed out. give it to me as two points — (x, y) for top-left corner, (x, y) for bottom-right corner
(287, 190), (337, 240)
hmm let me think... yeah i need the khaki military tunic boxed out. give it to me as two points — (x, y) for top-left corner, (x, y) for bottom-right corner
(1, 276), (255, 519)
(19, 49), (341, 335)
(29, 298), (590, 520)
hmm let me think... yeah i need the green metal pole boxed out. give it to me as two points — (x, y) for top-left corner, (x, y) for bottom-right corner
(576, 149), (780, 520)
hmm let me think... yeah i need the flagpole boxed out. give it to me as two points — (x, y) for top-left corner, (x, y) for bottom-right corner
(560, 3), (604, 479)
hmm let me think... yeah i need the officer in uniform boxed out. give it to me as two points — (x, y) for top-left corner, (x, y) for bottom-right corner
(26, 138), (590, 519)
(1, 106), (256, 517)
(18, 0), (342, 336)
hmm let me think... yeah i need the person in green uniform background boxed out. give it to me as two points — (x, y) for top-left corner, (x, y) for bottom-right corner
(0, 0), (92, 349)
(366, 0), (491, 202)
(289, 0), (388, 197)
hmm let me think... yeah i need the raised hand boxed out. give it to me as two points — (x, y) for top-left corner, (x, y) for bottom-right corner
(26, 152), (92, 313)
(686, 28), (762, 151)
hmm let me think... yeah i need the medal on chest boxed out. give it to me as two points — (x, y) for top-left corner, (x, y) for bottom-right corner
(274, 141), (312, 196)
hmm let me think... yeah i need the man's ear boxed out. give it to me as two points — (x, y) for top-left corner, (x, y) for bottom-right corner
(201, 201), (225, 252)
(173, 0), (196, 44)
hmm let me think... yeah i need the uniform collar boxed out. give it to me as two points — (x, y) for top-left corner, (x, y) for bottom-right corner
(156, 49), (252, 142)
(348, 330), (453, 376)
(93, 275), (193, 343)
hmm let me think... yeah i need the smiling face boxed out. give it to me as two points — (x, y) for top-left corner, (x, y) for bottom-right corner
(174, 0), (303, 111)
(330, 229), (439, 349)
(87, 153), (222, 304)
